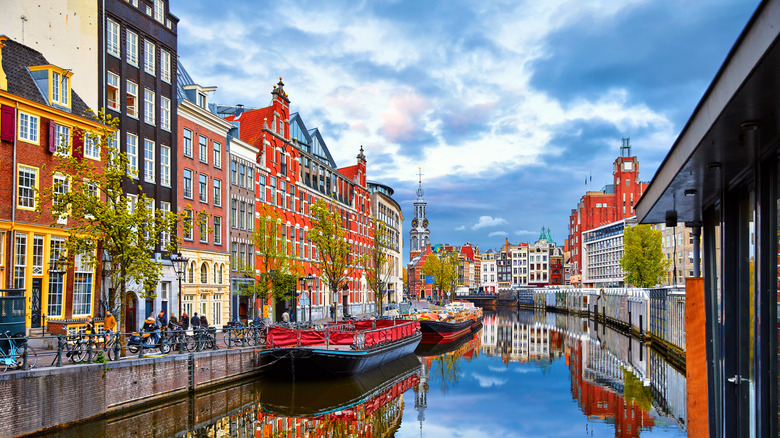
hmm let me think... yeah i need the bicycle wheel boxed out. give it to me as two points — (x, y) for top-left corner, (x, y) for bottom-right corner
(127, 344), (139, 354)
(15, 346), (37, 369)
(68, 342), (86, 362)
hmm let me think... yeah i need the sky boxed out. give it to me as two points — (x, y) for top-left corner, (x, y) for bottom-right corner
(172, 0), (760, 260)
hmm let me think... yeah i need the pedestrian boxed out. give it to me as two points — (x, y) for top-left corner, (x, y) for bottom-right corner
(169, 313), (179, 329)
(103, 310), (116, 333)
(156, 310), (167, 330)
(191, 312), (201, 330)
(282, 309), (290, 323)
(181, 312), (190, 331)
(199, 314), (208, 328)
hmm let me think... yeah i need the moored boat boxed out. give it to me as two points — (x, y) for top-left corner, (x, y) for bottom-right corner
(257, 319), (421, 379)
(411, 301), (483, 341)
(415, 322), (483, 356)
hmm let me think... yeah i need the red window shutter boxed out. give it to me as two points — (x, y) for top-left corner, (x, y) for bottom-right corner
(49, 121), (57, 153)
(72, 128), (84, 159)
(1, 105), (15, 143)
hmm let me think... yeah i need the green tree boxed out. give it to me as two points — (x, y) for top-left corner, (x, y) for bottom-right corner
(236, 206), (300, 321)
(620, 224), (670, 288)
(310, 199), (358, 320)
(422, 252), (459, 302)
(364, 217), (390, 315)
(37, 111), (182, 336)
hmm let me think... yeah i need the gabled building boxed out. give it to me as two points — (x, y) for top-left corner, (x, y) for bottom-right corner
(0, 37), (109, 333)
(407, 244), (434, 300)
(479, 249), (498, 294)
(222, 78), (375, 321)
(175, 60), (231, 328)
(368, 181), (404, 304)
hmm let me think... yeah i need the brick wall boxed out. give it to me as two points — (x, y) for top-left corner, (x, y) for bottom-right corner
(0, 349), (262, 437)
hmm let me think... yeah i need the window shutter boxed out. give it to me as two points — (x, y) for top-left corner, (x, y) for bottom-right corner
(48, 121), (57, 153)
(72, 128), (84, 159)
(1, 105), (15, 142)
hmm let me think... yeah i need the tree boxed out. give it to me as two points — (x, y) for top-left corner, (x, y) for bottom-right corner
(37, 110), (181, 336)
(364, 217), (390, 315)
(310, 199), (359, 320)
(422, 251), (459, 303)
(621, 224), (670, 288)
(236, 206), (300, 320)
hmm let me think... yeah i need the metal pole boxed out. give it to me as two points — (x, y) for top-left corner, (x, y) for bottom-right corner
(308, 286), (312, 324)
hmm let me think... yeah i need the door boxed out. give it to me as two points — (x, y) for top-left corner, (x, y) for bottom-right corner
(125, 295), (136, 333)
(30, 278), (42, 328)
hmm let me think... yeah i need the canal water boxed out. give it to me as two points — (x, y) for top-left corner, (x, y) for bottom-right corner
(35, 309), (687, 437)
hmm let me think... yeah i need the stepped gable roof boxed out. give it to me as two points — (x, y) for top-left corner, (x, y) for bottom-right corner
(338, 163), (359, 181)
(224, 105), (274, 146)
(460, 245), (475, 261)
(1, 38), (92, 118)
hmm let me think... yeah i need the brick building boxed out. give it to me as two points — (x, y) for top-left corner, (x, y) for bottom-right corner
(0, 38), (109, 333)
(568, 139), (648, 286)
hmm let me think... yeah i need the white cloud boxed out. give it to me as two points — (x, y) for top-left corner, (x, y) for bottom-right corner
(471, 372), (507, 388)
(488, 231), (508, 237)
(472, 216), (508, 230)
(515, 229), (536, 236)
(455, 225), (465, 231)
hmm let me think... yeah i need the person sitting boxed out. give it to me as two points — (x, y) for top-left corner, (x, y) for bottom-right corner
(103, 310), (117, 334)
(142, 316), (159, 344)
(155, 310), (168, 332)
(169, 313), (179, 330)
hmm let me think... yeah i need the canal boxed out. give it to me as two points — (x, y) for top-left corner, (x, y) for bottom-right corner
(34, 309), (687, 437)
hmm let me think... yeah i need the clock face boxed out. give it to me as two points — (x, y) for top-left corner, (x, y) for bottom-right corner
(411, 218), (418, 227)
(422, 218), (429, 227)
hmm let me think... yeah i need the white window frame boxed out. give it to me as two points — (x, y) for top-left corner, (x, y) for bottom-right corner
(214, 216), (222, 245)
(213, 179), (222, 206)
(144, 139), (155, 183)
(154, 0), (164, 23)
(160, 96), (171, 131)
(199, 135), (208, 164)
(160, 201), (171, 247)
(160, 49), (171, 83)
(18, 112), (39, 143)
(54, 124), (71, 156)
(127, 30), (139, 66)
(213, 141), (221, 168)
(127, 133), (138, 178)
(106, 19), (120, 58)
(160, 145), (171, 187)
(107, 72), (121, 111)
(144, 40), (156, 76)
(183, 209), (193, 240)
(183, 169), (193, 199)
(183, 128), (193, 157)
(144, 88), (155, 125)
(53, 174), (70, 225)
(126, 80), (138, 118)
(17, 165), (38, 210)
(199, 174), (208, 203)
(84, 134), (100, 160)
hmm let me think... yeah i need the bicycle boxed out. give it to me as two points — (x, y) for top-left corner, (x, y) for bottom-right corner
(0, 331), (37, 371)
(224, 322), (251, 346)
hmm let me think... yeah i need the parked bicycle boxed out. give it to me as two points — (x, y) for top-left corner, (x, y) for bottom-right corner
(0, 331), (36, 371)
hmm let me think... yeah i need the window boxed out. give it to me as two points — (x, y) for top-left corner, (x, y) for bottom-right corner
(126, 80), (138, 118)
(183, 129), (193, 157)
(17, 165), (37, 209)
(182, 295), (193, 317)
(258, 175), (265, 201)
(199, 214), (208, 243)
(199, 135), (208, 163)
(231, 161), (237, 184)
(127, 31), (138, 66)
(183, 208), (193, 240)
(247, 204), (253, 231)
(14, 233), (26, 289)
(107, 19), (120, 57)
(73, 272), (93, 317)
(239, 164), (245, 188)
(53, 124), (70, 156)
(126, 133), (138, 177)
(47, 237), (65, 317)
(213, 141), (221, 168)
(50, 71), (69, 107)
(32, 235), (44, 276)
(212, 295), (222, 326)
(239, 202), (246, 229)
(183, 169), (193, 199)
(144, 89), (155, 125)
(160, 201), (171, 247)
(84, 134), (100, 160)
(160, 49), (171, 83)
(160, 145), (171, 186)
(213, 179), (222, 206)
(107, 72), (120, 111)
(231, 199), (237, 228)
(144, 40), (155, 75)
(144, 139), (155, 183)
(199, 174), (207, 203)
(187, 262), (194, 283)
(160, 97), (171, 131)
(214, 216), (222, 245)
(197, 92), (206, 109)
(247, 167), (253, 188)
(153, 0), (165, 23)
(200, 263), (208, 283)
(53, 174), (69, 224)
(18, 112), (39, 143)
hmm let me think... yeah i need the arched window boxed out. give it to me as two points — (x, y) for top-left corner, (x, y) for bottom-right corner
(213, 264), (218, 284)
(200, 263), (208, 283)
(218, 264), (223, 284)
(188, 262), (195, 283)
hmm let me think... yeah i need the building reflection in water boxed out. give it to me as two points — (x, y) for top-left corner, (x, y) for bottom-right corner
(480, 309), (687, 436)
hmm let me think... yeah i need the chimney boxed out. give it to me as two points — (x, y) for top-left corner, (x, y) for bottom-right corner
(235, 104), (244, 117)
(0, 36), (8, 91)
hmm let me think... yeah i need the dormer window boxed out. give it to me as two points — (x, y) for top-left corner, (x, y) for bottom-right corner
(29, 66), (72, 109)
(197, 92), (206, 109)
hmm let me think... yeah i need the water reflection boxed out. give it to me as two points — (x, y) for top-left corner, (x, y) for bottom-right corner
(33, 309), (687, 437)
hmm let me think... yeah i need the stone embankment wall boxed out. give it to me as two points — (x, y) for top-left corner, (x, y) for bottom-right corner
(0, 348), (262, 437)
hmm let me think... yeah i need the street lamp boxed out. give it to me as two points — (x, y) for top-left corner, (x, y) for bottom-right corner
(170, 252), (188, 323)
(302, 274), (315, 324)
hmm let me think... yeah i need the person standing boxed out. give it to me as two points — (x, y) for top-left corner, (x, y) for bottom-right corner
(181, 312), (190, 331)
(191, 312), (201, 331)
(103, 311), (116, 333)
(199, 314), (208, 328)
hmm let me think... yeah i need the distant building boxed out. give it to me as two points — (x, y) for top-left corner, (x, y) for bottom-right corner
(569, 139), (648, 286)
(649, 224), (700, 287)
(581, 217), (635, 288)
(480, 249), (498, 293)
(368, 181), (404, 304)
(408, 170), (430, 261)
(407, 245), (434, 300)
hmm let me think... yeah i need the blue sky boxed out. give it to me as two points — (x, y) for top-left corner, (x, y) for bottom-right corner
(173, 0), (760, 259)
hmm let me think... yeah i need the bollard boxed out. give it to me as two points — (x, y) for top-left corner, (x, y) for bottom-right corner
(22, 336), (29, 370)
(196, 329), (202, 352)
(113, 333), (120, 360)
(139, 335), (145, 359)
(56, 335), (64, 367)
(179, 329), (185, 354)
(87, 333), (93, 364)
(211, 329), (218, 350)
(227, 328), (232, 348)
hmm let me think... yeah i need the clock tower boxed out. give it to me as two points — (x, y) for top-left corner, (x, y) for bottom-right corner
(409, 168), (430, 261)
